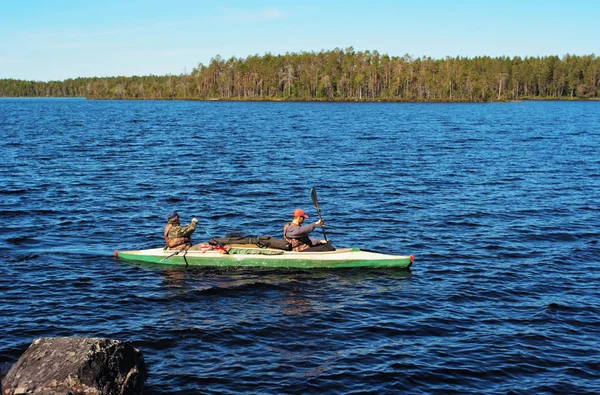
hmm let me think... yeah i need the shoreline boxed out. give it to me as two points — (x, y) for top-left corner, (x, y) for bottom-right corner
(1, 96), (599, 103)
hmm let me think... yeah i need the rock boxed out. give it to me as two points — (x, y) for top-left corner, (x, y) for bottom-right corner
(1, 337), (146, 395)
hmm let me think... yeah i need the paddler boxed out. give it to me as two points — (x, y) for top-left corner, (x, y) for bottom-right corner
(164, 211), (198, 250)
(283, 209), (335, 252)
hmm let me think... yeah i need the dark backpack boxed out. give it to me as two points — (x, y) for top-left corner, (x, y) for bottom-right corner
(257, 236), (292, 251)
(208, 236), (259, 246)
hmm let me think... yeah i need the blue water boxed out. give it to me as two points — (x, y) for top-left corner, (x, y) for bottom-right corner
(1, 98), (599, 394)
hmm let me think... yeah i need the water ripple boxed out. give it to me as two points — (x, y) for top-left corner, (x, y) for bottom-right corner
(1, 100), (599, 394)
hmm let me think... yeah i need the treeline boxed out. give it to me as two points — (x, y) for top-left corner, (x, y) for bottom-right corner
(1, 48), (599, 102)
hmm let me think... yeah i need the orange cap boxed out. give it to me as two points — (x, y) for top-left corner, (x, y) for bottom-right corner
(292, 209), (308, 218)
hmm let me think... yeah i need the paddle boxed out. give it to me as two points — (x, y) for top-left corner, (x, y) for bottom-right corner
(160, 247), (189, 263)
(160, 249), (180, 262)
(310, 186), (328, 243)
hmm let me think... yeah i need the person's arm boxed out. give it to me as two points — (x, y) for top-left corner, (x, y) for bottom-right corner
(169, 219), (198, 238)
(285, 222), (319, 239)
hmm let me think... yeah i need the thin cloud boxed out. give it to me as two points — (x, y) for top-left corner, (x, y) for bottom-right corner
(17, 22), (180, 52)
(21, 27), (142, 42)
(18, 19), (187, 45)
(0, 58), (25, 64)
(30, 41), (129, 51)
(129, 48), (208, 56)
(219, 8), (287, 23)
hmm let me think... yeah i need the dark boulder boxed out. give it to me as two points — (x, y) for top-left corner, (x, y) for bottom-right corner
(2, 337), (146, 395)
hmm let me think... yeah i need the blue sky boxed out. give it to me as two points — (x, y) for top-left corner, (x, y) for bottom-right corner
(1, 0), (598, 81)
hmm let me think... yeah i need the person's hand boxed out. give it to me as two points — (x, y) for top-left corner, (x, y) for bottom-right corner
(191, 218), (198, 224)
(316, 219), (324, 226)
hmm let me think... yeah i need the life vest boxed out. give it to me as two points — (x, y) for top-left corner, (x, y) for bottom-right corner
(163, 223), (192, 250)
(283, 222), (310, 252)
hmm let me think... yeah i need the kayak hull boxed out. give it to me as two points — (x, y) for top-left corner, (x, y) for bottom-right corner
(115, 247), (413, 269)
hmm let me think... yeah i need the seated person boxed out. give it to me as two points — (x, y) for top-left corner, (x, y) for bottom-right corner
(283, 209), (335, 252)
(163, 211), (197, 250)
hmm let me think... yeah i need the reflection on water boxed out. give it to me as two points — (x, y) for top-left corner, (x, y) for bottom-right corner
(145, 263), (414, 318)
(150, 264), (413, 292)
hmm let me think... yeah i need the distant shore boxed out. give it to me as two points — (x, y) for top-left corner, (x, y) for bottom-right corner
(2, 50), (599, 102)
(1, 96), (599, 103)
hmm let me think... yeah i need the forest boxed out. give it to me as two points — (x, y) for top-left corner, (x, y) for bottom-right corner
(1, 48), (599, 102)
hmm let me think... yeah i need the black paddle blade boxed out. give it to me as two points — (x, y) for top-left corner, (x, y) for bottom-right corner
(310, 187), (319, 209)
(310, 186), (328, 242)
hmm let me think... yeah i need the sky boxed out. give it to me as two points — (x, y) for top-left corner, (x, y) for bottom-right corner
(1, 0), (598, 81)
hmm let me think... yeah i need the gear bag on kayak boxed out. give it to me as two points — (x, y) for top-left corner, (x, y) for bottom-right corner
(208, 235), (291, 251)
(257, 235), (292, 251)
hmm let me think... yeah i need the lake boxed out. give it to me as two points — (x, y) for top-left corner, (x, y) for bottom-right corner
(1, 99), (599, 394)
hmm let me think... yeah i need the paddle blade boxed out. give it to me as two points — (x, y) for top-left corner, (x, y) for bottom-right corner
(310, 186), (328, 242)
(310, 187), (319, 209)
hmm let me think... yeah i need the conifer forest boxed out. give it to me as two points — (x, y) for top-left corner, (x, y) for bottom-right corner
(1, 49), (598, 102)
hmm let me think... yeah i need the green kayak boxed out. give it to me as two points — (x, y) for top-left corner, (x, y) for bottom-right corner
(115, 247), (414, 269)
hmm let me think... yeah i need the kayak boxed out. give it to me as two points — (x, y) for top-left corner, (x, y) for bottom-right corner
(114, 247), (414, 269)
